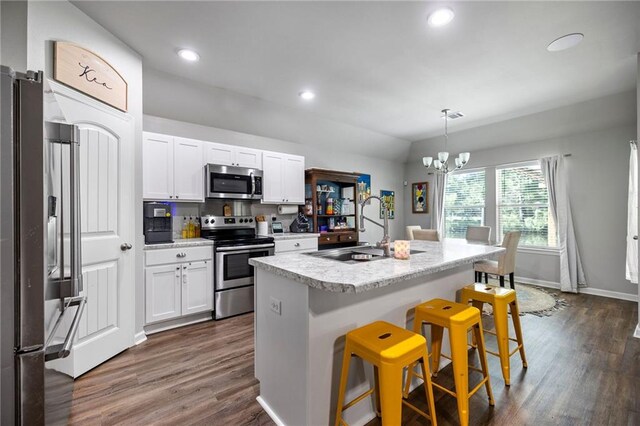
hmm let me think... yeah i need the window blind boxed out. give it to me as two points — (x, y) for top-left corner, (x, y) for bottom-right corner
(444, 169), (486, 239)
(496, 162), (556, 247)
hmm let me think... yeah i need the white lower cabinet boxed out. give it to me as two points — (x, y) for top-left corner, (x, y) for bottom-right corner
(181, 260), (213, 316)
(274, 237), (318, 254)
(145, 247), (213, 325)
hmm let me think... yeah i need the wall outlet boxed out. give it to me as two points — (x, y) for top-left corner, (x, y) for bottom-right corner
(269, 297), (282, 315)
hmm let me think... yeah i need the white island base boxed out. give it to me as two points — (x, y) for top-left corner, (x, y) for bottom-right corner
(254, 264), (477, 426)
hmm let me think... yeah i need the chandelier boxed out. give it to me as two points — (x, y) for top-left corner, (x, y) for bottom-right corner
(422, 109), (470, 174)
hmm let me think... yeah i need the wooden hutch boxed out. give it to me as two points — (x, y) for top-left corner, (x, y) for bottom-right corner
(304, 168), (360, 249)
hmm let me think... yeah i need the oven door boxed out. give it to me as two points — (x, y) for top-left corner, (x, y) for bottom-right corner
(206, 164), (259, 200)
(215, 244), (275, 290)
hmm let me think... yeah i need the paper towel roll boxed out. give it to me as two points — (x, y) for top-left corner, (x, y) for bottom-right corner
(257, 222), (269, 236)
(277, 204), (298, 215)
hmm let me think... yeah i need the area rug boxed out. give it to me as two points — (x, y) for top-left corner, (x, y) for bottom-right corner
(481, 279), (568, 317)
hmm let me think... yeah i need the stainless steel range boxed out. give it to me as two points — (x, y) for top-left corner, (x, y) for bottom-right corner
(201, 215), (274, 319)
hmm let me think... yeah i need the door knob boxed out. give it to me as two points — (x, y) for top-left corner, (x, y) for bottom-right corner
(634, 236), (638, 240)
(120, 243), (132, 251)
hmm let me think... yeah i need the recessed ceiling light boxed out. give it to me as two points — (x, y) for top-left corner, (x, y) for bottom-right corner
(298, 90), (316, 100)
(427, 7), (455, 28)
(177, 49), (200, 62)
(547, 33), (584, 52)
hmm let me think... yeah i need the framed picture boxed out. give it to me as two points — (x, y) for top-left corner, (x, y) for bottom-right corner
(357, 174), (371, 204)
(380, 190), (395, 219)
(411, 182), (429, 213)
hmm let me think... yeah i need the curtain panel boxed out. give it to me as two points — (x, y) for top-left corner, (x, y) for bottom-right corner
(626, 141), (638, 284)
(540, 155), (586, 293)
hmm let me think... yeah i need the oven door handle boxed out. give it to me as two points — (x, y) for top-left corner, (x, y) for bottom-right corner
(216, 243), (275, 253)
(250, 172), (255, 197)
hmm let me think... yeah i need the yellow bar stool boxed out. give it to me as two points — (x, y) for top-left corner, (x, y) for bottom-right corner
(335, 321), (437, 426)
(406, 299), (494, 426)
(460, 283), (528, 386)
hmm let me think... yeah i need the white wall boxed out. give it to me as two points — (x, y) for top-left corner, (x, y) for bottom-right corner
(27, 0), (145, 338)
(406, 100), (637, 297)
(144, 114), (406, 244)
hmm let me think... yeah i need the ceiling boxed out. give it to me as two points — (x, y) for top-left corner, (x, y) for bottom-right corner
(74, 1), (640, 143)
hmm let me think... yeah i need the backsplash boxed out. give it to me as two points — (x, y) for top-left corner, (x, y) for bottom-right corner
(164, 200), (299, 239)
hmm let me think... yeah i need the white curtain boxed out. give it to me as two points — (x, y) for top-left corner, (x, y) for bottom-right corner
(626, 141), (638, 284)
(431, 173), (447, 238)
(540, 155), (586, 293)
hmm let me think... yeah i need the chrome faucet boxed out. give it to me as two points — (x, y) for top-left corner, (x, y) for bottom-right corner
(359, 195), (391, 257)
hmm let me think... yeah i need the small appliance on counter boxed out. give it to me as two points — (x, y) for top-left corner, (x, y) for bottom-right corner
(290, 212), (310, 233)
(143, 202), (173, 244)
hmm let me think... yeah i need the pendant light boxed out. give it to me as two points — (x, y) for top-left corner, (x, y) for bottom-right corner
(423, 109), (470, 174)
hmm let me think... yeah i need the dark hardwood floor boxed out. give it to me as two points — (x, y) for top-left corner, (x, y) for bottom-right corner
(68, 291), (639, 426)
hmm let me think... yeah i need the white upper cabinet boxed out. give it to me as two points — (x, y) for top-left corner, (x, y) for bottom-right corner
(235, 147), (262, 169)
(205, 142), (263, 169)
(143, 131), (304, 204)
(262, 151), (305, 204)
(143, 132), (204, 202)
(174, 138), (204, 201)
(262, 152), (285, 204)
(143, 133), (174, 200)
(283, 155), (305, 204)
(205, 142), (234, 166)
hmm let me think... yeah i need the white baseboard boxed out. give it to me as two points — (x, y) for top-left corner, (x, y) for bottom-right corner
(634, 324), (640, 339)
(256, 396), (286, 426)
(134, 331), (147, 345)
(516, 276), (638, 302)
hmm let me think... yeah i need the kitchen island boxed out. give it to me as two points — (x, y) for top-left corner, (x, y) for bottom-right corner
(249, 239), (505, 426)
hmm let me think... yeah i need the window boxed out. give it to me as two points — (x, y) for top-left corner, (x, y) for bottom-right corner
(496, 162), (557, 247)
(444, 169), (486, 238)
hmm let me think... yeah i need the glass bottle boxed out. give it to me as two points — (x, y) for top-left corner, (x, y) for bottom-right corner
(194, 217), (201, 238)
(181, 217), (188, 239)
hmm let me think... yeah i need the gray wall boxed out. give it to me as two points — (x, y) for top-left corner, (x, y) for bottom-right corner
(27, 0), (145, 339)
(144, 114), (406, 245)
(405, 93), (637, 297)
(143, 67), (412, 163)
(0, 1), (27, 71)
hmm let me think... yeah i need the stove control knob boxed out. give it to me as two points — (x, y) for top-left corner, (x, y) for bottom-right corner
(211, 219), (215, 224)
(249, 218), (254, 223)
(204, 219), (209, 224)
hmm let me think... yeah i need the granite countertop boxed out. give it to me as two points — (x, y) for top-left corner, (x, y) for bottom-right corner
(249, 239), (505, 293)
(144, 238), (214, 250)
(268, 233), (321, 241)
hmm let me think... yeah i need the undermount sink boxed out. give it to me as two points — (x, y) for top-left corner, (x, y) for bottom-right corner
(306, 246), (425, 263)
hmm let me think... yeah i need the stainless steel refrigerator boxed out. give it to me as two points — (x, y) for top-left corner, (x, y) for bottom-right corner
(1, 66), (86, 424)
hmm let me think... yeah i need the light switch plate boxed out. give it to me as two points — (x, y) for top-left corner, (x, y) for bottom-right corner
(269, 297), (281, 315)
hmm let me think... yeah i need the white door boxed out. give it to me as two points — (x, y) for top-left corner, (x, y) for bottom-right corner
(205, 142), (234, 166)
(143, 132), (174, 200)
(283, 155), (305, 204)
(174, 137), (204, 202)
(48, 81), (135, 378)
(181, 260), (213, 316)
(235, 147), (263, 169)
(145, 264), (182, 323)
(262, 152), (285, 203)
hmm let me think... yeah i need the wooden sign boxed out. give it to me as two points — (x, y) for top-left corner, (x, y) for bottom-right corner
(54, 42), (128, 111)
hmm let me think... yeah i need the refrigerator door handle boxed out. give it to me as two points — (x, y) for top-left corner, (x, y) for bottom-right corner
(44, 296), (86, 362)
(69, 134), (83, 297)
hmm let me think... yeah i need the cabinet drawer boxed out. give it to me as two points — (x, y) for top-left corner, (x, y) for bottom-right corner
(338, 232), (357, 243)
(146, 246), (213, 266)
(318, 234), (340, 245)
(275, 238), (318, 254)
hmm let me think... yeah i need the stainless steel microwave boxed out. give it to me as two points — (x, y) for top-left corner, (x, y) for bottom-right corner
(205, 164), (263, 200)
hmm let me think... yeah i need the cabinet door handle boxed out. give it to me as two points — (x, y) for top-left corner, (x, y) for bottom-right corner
(169, 195), (173, 199)
(176, 195), (179, 199)
(294, 243), (300, 247)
